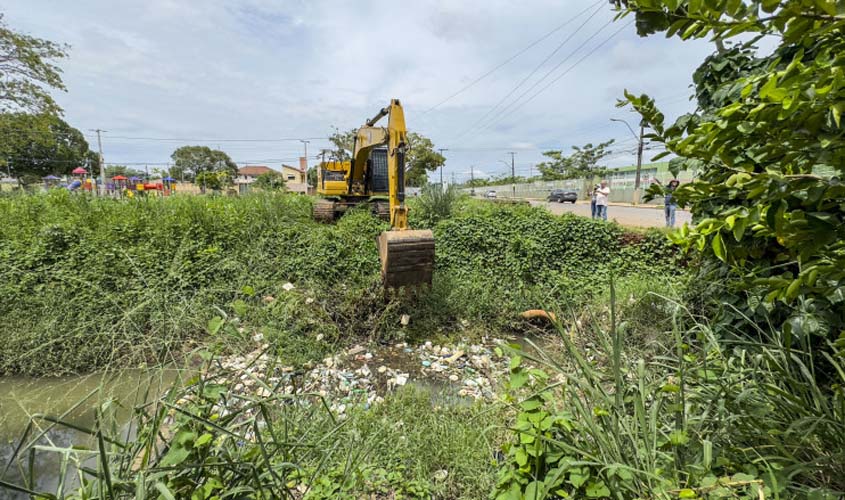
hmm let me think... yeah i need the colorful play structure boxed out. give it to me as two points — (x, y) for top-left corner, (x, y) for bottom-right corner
(48, 168), (179, 197)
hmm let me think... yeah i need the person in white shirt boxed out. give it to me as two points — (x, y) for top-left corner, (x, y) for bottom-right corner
(595, 180), (610, 220)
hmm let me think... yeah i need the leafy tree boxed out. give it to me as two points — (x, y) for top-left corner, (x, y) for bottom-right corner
(615, 1), (845, 345)
(0, 15), (69, 115)
(327, 127), (356, 161)
(328, 128), (444, 187)
(0, 112), (97, 184)
(194, 171), (233, 192)
(307, 165), (318, 187)
(405, 132), (445, 187)
(538, 140), (615, 181)
(253, 170), (286, 191)
(169, 146), (237, 183)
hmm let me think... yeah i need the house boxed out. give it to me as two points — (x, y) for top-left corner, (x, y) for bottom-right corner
(236, 164), (307, 194)
(279, 164), (305, 184)
(236, 165), (273, 184)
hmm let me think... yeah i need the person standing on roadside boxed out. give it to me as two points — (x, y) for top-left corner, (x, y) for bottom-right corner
(654, 178), (680, 228)
(590, 184), (599, 219)
(595, 180), (610, 220)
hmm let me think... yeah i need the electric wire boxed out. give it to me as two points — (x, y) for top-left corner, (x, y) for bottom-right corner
(448, 1), (606, 136)
(473, 20), (632, 138)
(418, 0), (604, 116)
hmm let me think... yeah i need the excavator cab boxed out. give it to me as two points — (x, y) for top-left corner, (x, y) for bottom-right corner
(313, 99), (434, 289)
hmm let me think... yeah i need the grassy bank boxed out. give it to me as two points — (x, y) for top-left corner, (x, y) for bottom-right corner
(0, 191), (681, 376)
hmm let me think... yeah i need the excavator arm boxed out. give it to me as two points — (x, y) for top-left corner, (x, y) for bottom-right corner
(366, 99), (434, 287)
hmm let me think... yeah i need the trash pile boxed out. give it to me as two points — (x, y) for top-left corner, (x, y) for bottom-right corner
(214, 336), (517, 416)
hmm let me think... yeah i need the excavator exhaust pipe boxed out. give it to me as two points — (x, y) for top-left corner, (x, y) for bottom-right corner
(377, 229), (435, 288)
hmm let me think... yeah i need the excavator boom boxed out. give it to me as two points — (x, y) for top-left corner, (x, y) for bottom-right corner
(313, 99), (434, 289)
(376, 99), (434, 289)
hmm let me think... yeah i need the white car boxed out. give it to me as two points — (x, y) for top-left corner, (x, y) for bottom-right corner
(484, 190), (497, 199)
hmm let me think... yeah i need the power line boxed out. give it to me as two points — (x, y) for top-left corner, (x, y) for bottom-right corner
(418, 0), (604, 116)
(474, 18), (617, 136)
(452, 2), (606, 141)
(476, 20), (633, 136)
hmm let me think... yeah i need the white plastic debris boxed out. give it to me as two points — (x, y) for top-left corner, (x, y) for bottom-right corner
(282, 282), (295, 291)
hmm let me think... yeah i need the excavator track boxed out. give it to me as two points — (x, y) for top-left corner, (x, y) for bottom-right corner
(312, 199), (337, 222)
(372, 201), (390, 221)
(377, 230), (435, 289)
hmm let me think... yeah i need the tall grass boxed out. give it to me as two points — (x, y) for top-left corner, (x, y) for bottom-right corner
(0, 191), (681, 376)
(494, 281), (845, 499)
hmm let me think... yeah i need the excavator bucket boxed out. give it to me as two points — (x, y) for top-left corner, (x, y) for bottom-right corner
(377, 229), (435, 288)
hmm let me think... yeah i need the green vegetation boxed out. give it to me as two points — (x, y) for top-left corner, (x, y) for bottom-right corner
(621, 0), (845, 348)
(0, 191), (677, 376)
(0, 113), (98, 185)
(253, 170), (286, 191)
(495, 295), (845, 499)
(536, 139), (615, 182)
(168, 146), (238, 185)
(0, 13), (68, 115)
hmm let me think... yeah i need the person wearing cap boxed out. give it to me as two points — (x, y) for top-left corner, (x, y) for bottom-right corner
(595, 180), (610, 220)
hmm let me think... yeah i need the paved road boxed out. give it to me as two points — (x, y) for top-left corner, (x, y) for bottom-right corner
(529, 200), (692, 228)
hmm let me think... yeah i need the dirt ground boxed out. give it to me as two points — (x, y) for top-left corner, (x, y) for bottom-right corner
(529, 200), (692, 228)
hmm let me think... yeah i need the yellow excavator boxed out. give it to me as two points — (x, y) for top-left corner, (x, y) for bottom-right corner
(313, 99), (434, 288)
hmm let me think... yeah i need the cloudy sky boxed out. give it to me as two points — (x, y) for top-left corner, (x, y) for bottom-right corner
(6, 0), (717, 181)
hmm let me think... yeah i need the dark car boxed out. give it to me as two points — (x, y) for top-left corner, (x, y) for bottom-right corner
(548, 189), (578, 203)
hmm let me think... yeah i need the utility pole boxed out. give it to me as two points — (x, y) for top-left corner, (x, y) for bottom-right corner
(300, 139), (310, 192)
(635, 124), (644, 202)
(437, 148), (448, 189)
(610, 118), (645, 204)
(90, 129), (106, 196)
(450, 172), (456, 187)
(508, 151), (516, 199)
(470, 165), (475, 196)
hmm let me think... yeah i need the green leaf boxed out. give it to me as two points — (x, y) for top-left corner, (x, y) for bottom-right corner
(568, 469), (589, 488)
(207, 316), (224, 336)
(732, 217), (748, 241)
(515, 447), (528, 467)
(232, 299), (247, 317)
(194, 433), (213, 448)
(586, 480), (610, 498)
(711, 233), (726, 262)
(154, 482), (177, 500)
(159, 445), (191, 467)
(525, 481), (545, 500)
(510, 370), (529, 389)
(520, 399), (543, 411)
(679, 489), (697, 498)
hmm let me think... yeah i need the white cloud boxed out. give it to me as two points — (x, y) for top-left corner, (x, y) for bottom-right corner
(6, 0), (717, 178)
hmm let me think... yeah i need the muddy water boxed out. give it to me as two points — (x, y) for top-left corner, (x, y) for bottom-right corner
(0, 369), (184, 499)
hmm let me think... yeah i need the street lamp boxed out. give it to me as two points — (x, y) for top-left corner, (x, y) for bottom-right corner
(437, 148), (448, 188)
(610, 118), (645, 204)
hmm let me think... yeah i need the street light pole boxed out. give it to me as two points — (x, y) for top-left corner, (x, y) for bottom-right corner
(437, 148), (448, 188)
(610, 118), (644, 204)
(508, 152), (516, 199)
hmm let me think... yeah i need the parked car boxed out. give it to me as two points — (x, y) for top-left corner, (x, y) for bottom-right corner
(484, 190), (497, 199)
(548, 189), (578, 203)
